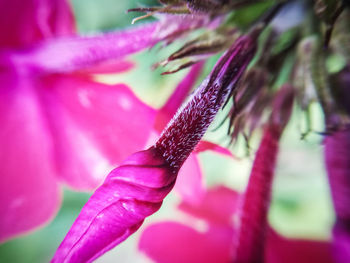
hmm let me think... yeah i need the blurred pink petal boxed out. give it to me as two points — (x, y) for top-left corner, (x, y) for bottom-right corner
(175, 155), (205, 204)
(194, 140), (235, 158)
(44, 75), (156, 163)
(179, 186), (239, 225)
(139, 186), (238, 263)
(139, 222), (234, 263)
(0, 0), (74, 48)
(17, 22), (159, 73)
(0, 73), (60, 242)
(76, 59), (135, 74)
(38, 74), (156, 189)
(175, 141), (235, 204)
(38, 85), (108, 189)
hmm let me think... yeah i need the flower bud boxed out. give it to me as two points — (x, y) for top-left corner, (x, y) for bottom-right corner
(52, 35), (257, 263)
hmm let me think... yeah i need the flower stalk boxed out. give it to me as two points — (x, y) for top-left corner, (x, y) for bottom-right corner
(324, 126), (350, 263)
(233, 85), (294, 263)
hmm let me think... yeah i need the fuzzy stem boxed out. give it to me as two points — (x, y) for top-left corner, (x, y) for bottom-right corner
(155, 36), (256, 169)
(324, 126), (350, 263)
(233, 125), (281, 263)
(154, 62), (204, 132)
(232, 84), (293, 263)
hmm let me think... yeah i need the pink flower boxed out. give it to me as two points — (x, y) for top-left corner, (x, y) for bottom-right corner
(51, 34), (257, 262)
(0, 0), (164, 243)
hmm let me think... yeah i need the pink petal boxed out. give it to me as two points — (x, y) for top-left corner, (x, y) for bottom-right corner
(0, 0), (74, 48)
(194, 140), (235, 158)
(174, 154), (205, 204)
(139, 221), (234, 263)
(266, 231), (334, 263)
(23, 22), (159, 73)
(38, 74), (156, 189)
(179, 186), (239, 225)
(52, 148), (177, 263)
(37, 87), (110, 189)
(76, 59), (135, 75)
(0, 72), (60, 242)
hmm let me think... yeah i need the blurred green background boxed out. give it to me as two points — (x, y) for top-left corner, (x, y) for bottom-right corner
(0, 0), (334, 262)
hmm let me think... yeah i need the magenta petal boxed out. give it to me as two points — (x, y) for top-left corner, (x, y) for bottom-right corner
(139, 221), (234, 263)
(25, 22), (159, 73)
(0, 0), (74, 48)
(43, 75), (156, 163)
(194, 140), (235, 158)
(0, 73), (60, 242)
(76, 59), (135, 75)
(52, 148), (176, 263)
(174, 154), (205, 204)
(179, 186), (239, 225)
(38, 87), (109, 189)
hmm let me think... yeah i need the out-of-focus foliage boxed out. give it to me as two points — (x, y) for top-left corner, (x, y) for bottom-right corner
(71, 0), (158, 32)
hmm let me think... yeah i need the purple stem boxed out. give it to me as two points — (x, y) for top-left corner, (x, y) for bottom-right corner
(156, 35), (256, 169)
